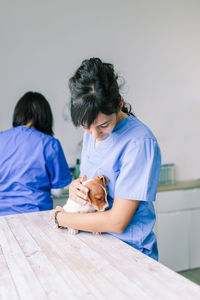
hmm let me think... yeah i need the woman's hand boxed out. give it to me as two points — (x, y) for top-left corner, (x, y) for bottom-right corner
(49, 206), (64, 218)
(69, 175), (89, 205)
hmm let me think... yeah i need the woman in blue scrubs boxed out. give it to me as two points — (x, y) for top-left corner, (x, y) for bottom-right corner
(50, 58), (161, 260)
(0, 91), (71, 216)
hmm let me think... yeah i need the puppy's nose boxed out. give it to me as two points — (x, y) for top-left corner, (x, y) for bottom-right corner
(102, 204), (109, 211)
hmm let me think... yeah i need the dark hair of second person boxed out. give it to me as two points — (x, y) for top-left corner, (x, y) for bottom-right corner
(12, 91), (54, 136)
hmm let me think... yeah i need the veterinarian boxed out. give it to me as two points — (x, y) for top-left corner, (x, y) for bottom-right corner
(50, 58), (161, 260)
(0, 91), (71, 216)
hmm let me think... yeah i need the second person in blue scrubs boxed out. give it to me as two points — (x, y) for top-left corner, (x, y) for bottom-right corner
(50, 58), (161, 260)
(0, 91), (71, 216)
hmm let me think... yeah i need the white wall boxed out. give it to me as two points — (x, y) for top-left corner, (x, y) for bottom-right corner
(0, 0), (200, 180)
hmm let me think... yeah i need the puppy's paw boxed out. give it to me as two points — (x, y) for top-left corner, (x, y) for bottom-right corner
(68, 228), (79, 235)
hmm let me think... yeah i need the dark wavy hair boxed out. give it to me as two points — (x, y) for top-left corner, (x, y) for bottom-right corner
(69, 57), (134, 128)
(12, 91), (54, 136)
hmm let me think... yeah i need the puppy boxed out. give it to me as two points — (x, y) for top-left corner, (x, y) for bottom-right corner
(63, 175), (109, 234)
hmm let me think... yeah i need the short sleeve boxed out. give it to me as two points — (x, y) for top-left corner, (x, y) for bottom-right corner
(44, 138), (72, 188)
(115, 138), (161, 201)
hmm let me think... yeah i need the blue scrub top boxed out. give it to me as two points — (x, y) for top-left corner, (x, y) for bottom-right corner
(80, 115), (161, 260)
(0, 126), (71, 216)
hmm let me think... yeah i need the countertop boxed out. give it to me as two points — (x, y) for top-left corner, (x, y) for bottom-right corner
(157, 179), (200, 192)
(1, 211), (200, 299)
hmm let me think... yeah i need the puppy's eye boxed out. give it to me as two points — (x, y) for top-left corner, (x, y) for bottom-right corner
(96, 197), (103, 201)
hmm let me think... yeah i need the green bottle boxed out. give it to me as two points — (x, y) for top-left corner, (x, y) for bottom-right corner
(74, 159), (80, 179)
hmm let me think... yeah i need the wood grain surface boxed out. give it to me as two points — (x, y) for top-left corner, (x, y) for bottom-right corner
(0, 211), (200, 300)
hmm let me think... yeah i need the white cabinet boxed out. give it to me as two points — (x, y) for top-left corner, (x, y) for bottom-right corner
(190, 209), (200, 269)
(155, 188), (200, 271)
(156, 210), (190, 271)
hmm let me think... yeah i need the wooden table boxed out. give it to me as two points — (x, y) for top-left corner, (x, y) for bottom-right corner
(1, 211), (200, 300)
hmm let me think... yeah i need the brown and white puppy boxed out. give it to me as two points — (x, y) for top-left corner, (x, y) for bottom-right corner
(63, 175), (109, 234)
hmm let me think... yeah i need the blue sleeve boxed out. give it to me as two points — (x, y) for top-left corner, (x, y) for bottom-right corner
(44, 138), (72, 188)
(115, 138), (161, 201)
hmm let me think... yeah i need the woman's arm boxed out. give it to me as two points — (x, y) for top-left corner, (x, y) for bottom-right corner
(53, 197), (140, 233)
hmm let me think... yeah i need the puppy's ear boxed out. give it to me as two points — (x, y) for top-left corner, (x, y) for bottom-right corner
(87, 190), (92, 204)
(97, 175), (109, 186)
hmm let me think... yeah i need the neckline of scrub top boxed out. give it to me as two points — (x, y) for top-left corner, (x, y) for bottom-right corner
(90, 115), (135, 152)
(14, 126), (51, 140)
(21, 125), (37, 131)
(17, 125), (44, 136)
(112, 114), (135, 133)
(16, 125), (35, 132)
